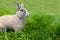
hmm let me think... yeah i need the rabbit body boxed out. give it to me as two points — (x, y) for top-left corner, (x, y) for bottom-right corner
(0, 15), (24, 32)
(0, 3), (29, 32)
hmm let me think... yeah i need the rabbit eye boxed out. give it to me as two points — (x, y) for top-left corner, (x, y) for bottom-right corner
(20, 10), (24, 12)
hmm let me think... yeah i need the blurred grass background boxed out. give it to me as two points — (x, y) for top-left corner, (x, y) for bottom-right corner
(0, 0), (60, 40)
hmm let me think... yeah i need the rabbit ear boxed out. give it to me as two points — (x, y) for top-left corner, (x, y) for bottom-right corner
(16, 3), (20, 10)
(21, 3), (24, 8)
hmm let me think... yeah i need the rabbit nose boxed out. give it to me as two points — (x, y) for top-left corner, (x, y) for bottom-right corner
(26, 12), (29, 16)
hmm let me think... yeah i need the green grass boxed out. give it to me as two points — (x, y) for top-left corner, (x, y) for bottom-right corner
(0, 0), (60, 40)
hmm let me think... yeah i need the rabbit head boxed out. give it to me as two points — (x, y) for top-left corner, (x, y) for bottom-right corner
(16, 3), (29, 19)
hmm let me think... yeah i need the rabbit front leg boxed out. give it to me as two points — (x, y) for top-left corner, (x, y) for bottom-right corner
(13, 24), (22, 32)
(14, 27), (20, 32)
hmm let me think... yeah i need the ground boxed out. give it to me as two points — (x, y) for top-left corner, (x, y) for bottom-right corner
(0, 0), (60, 40)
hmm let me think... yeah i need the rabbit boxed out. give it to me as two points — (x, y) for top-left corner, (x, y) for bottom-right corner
(0, 3), (29, 32)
